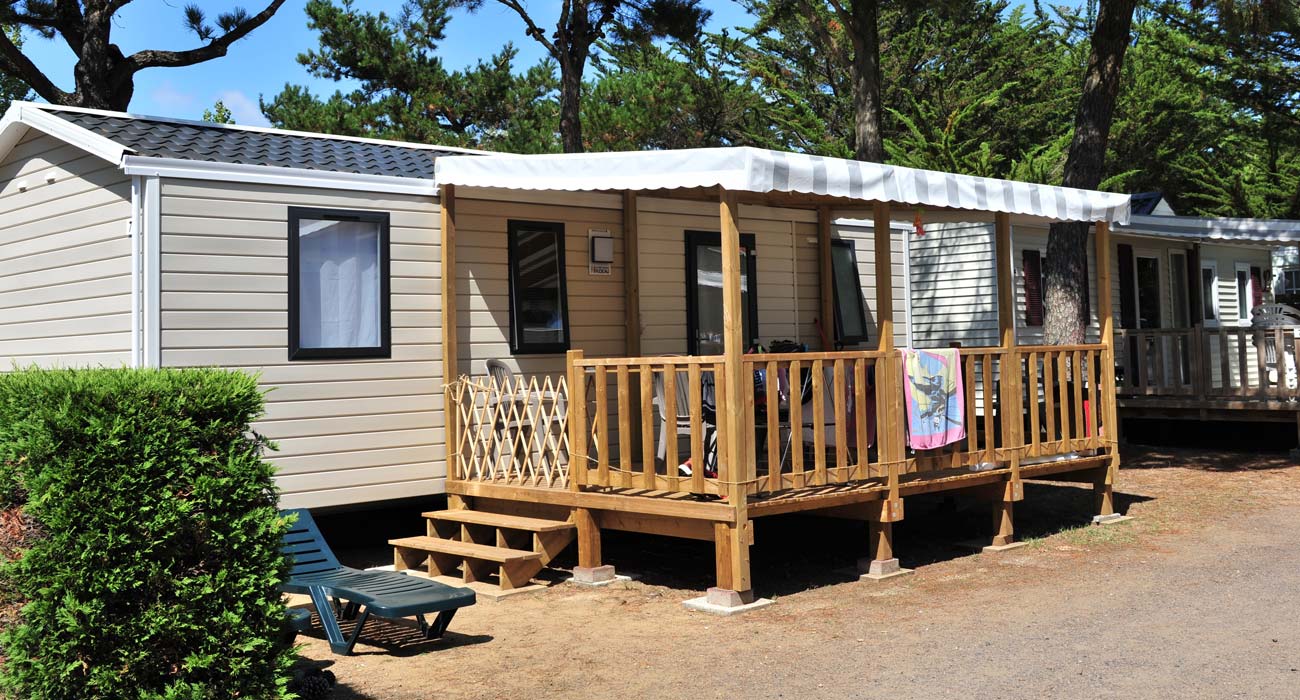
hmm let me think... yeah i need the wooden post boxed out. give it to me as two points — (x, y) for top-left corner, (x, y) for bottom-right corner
(818, 205), (836, 351)
(873, 202), (894, 352)
(869, 202), (904, 572)
(1093, 220), (1119, 517)
(715, 189), (753, 603)
(992, 497), (1015, 547)
(623, 191), (641, 358)
(571, 507), (616, 584)
(568, 349), (586, 491)
(995, 212), (1023, 502)
(440, 184), (460, 494)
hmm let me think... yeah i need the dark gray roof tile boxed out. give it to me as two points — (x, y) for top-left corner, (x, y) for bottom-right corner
(44, 109), (468, 179)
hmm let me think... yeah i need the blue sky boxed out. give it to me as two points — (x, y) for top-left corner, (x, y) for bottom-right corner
(17, 0), (757, 126)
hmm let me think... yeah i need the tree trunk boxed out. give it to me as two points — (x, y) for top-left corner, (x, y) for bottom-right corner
(1043, 0), (1137, 344)
(558, 55), (584, 153)
(846, 0), (885, 162)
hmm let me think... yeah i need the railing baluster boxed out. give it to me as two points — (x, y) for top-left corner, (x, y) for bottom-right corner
(1028, 352), (1041, 456)
(982, 353), (994, 463)
(595, 366), (609, 486)
(744, 359), (757, 492)
(1043, 352), (1057, 447)
(640, 363), (656, 490)
(616, 366), (631, 488)
(1072, 350), (1085, 447)
(664, 366), (680, 492)
(790, 359), (804, 488)
(688, 363), (704, 494)
(1152, 335), (1166, 392)
(1087, 350), (1099, 443)
(854, 359), (868, 480)
(1255, 329), (1269, 398)
(811, 359), (827, 485)
(1237, 329), (1250, 396)
(1056, 351), (1071, 447)
(1218, 329), (1231, 394)
(766, 360), (780, 492)
(965, 354), (978, 454)
(834, 359), (848, 477)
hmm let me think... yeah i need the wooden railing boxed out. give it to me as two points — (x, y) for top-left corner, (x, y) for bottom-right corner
(1117, 327), (1300, 401)
(555, 343), (1112, 500)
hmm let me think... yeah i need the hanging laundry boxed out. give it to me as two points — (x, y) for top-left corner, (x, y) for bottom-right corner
(901, 348), (966, 450)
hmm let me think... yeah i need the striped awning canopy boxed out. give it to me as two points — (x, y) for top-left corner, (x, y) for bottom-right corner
(1116, 214), (1300, 246)
(435, 146), (1131, 224)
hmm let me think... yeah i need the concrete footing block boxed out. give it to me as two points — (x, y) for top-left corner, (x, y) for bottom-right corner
(981, 541), (1028, 553)
(857, 557), (914, 581)
(682, 588), (774, 616)
(1092, 513), (1133, 526)
(569, 565), (630, 587)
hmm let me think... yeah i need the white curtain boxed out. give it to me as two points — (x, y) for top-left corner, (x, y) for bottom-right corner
(298, 219), (380, 349)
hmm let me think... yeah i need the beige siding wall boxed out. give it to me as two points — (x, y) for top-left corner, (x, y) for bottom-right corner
(830, 219), (909, 349)
(455, 188), (626, 379)
(0, 131), (134, 368)
(905, 220), (997, 348)
(158, 179), (443, 509)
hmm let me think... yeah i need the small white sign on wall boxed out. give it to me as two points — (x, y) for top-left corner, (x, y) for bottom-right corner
(589, 229), (613, 276)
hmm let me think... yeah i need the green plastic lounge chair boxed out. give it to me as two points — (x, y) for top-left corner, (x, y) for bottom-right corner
(280, 508), (476, 655)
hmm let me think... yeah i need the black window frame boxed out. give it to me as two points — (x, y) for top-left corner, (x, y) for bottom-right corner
(288, 206), (391, 361)
(507, 220), (571, 355)
(829, 239), (870, 345)
(685, 230), (759, 356)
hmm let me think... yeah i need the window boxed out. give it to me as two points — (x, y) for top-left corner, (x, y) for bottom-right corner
(1200, 261), (1219, 326)
(1135, 254), (1162, 329)
(1281, 269), (1300, 297)
(686, 231), (758, 355)
(830, 240), (869, 344)
(289, 208), (390, 360)
(1169, 251), (1190, 328)
(1022, 249), (1090, 328)
(508, 220), (570, 354)
(1235, 262), (1255, 326)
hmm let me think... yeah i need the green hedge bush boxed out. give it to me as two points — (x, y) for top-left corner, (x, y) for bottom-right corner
(0, 367), (295, 699)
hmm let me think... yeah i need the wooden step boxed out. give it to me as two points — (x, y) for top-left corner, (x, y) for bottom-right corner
(389, 536), (542, 564)
(423, 510), (575, 533)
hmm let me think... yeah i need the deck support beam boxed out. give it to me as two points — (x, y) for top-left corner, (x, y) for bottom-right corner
(572, 507), (615, 584)
(991, 498), (1015, 547)
(995, 212), (1024, 513)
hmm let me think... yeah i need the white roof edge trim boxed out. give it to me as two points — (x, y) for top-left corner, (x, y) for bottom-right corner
(18, 101), (491, 155)
(435, 147), (1132, 224)
(120, 156), (439, 197)
(1117, 214), (1300, 245)
(0, 102), (133, 165)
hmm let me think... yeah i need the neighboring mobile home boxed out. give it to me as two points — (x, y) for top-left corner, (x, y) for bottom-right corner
(2, 103), (1137, 605)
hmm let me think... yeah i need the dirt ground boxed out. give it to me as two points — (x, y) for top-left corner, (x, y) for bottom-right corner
(297, 446), (1300, 700)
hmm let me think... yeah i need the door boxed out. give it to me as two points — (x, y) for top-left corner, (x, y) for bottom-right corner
(685, 231), (758, 355)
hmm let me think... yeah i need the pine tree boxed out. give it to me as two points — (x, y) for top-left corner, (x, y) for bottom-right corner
(0, 1), (285, 110)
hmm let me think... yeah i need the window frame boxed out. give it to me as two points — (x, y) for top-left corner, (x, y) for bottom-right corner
(1132, 250), (1163, 329)
(1281, 269), (1300, 296)
(1234, 261), (1254, 327)
(829, 239), (870, 345)
(1200, 260), (1220, 328)
(288, 206), (391, 361)
(684, 230), (759, 356)
(507, 219), (571, 355)
(1169, 249), (1190, 328)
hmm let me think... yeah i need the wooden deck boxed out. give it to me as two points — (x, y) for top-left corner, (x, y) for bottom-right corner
(1116, 327), (1300, 426)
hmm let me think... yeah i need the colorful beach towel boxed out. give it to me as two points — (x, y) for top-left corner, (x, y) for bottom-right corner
(901, 349), (966, 450)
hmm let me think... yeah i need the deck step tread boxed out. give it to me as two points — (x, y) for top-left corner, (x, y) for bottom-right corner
(423, 510), (575, 533)
(389, 536), (542, 564)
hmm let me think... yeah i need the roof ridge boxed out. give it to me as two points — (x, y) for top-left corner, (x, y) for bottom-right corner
(18, 101), (493, 156)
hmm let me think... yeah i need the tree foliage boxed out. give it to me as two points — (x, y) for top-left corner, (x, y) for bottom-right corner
(0, 25), (30, 113)
(262, 0), (560, 152)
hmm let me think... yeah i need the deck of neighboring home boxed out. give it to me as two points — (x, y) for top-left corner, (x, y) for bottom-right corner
(1116, 326), (1300, 430)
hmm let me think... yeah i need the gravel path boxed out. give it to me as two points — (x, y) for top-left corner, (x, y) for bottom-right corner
(302, 449), (1300, 700)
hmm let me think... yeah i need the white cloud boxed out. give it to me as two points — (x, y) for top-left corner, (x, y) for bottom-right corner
(216, 90), (271, 127)
(151, 81), (197, 113)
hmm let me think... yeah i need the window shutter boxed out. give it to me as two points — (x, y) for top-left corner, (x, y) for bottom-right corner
(1118, 244), (1137, 329)
(1023, 249), (1044, 326)
(1250, 266), (1265, 310)
(1186, 250), (1200, 324)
